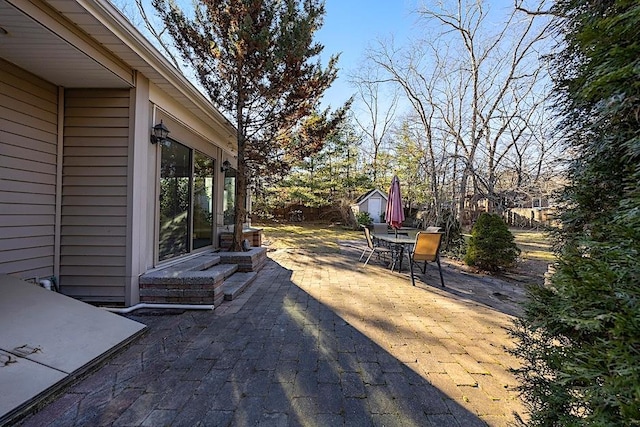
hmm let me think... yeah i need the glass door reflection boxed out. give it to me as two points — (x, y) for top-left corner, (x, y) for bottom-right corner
(159, 139), (190, 261)
(193, 151), (214, 249)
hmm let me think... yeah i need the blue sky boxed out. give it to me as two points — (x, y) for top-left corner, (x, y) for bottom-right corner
(118, 0), (526, 114)
(117, 0), (419, 111)
(315, 0), (419, 109)
(314, 0), (527, 111)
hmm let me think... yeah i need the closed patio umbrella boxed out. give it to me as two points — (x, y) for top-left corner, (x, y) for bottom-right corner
(385, 175), (405, 235)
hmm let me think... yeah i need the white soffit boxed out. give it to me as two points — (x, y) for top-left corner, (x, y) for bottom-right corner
(0, 0), (236, 145)
(0, 0), (133, 88)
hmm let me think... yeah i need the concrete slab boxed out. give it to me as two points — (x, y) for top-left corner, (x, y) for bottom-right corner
(0, 350), (66, 418)
(0, 275), (146, 425)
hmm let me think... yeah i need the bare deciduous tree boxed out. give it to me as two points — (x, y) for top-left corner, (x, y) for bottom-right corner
(349, 64), (399, 185)
(364, 0), (555, 223)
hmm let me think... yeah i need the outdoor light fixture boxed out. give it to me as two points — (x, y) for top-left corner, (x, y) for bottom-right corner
(220, 160), (231, 173)
(150, 120), (169, 144)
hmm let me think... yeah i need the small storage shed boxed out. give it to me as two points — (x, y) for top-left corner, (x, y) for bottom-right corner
(352, 189), (388, 223)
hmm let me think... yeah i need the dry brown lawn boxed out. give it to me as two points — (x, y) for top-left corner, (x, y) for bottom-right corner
(255, 221), (361, 253)
(256, 221), (554, 285)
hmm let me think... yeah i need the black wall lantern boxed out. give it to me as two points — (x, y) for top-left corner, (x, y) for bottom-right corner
(150, 120), (169, 144)
(220, 160), (231, 173)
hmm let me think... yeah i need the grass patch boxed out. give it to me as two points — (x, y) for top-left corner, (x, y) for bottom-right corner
(255, 222), (556, 262)
(463, 228), (555, 262)
(511, 229), (555, 262)
(255, 221), (361, 253)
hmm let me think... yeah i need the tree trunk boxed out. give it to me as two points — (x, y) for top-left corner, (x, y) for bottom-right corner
(230, 95), (247, 252)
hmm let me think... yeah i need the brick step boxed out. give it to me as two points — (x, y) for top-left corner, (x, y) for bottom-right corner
(139, 263), (238, 306)
(218, 247), (268, 272)
(140, 253), (222, 281)
(139, 262), (236, 285)
(137, 249), (266, 307)
(222, 272), (257, 301)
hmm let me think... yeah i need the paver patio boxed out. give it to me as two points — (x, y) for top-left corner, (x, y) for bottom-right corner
(18, 243), (529, 427)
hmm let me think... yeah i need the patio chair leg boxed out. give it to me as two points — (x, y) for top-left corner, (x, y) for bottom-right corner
(389, 248), (397, 271)
(410, 257), (416, 286)
(436, 256), (445, 287)
(422, 261), (427, 274)
(359, 248), (368, 261)
(364, 250), (375, 266)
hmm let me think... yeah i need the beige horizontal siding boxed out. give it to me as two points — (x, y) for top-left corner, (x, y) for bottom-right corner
(60, 88), (130, 303)
(0, 191), (55, 205)
(0, 236), (54, 251)
(64, 155), (129, 167)
(64, 126), (128, 138)
(0, 155), (57, 175)
(1, 131), (57, 155)
(3, 258), (54, 279)
(64, 107), (130, 118)
(63, 147), (129, 157)
(65, 136), (128, 147)
(0, 167), (57, 185)
(61, 235), (126, 247)
(65, 97), (129, 108)
(0, 203), (55, 215)
(0, 225), (55, 239)
(0, 103), (57, 132)
(0, 58), (57, 279)
(1, 142), (57, 164)
(63, 175), (128, 187)
(61, 205), (127, 216)
(59, 281), (124, 302)
(61, 245), (125, 256)
(63, 166), (128, 177)
(61, 256), (126, 267)
(3, 246), (53, 263)
(63, 195), (127, 206)
(0, 214), (56, 227)
(0, 81), (57, 112)
(61, 215), (128, 226)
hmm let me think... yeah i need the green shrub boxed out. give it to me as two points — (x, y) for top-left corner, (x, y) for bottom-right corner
(464, 213), (520, 272)
(355, 211), (372, 227)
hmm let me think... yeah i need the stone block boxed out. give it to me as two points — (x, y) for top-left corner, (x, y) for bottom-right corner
(219, 247), (267, 272)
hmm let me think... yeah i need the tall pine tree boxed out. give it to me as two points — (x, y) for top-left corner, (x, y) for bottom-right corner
(510, 1), (640, 425)
(154, 0), (348, 250)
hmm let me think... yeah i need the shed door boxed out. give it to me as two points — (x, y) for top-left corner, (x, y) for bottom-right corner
(369, 198), (381, 223)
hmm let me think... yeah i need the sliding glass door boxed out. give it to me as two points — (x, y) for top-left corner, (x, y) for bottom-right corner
(193, 152), (214, 250)
(159, 140), (215, 261)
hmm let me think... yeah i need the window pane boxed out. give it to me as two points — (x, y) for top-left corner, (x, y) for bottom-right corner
(159, 140), (190, 261)
(193, 151), (214, 249)
(223, 167), (236, 225)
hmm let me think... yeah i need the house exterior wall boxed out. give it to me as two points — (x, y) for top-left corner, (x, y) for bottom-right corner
(0, 58), (58, 280)
(59, 88), (130, 302)
(1, 0), (238, 306)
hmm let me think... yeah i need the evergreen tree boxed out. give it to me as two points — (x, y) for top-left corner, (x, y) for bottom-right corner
(154, 0), (349, 250)
(464, 213), (520, 272)
(510, 1), (640, 425)
(269, 121), (371, 209)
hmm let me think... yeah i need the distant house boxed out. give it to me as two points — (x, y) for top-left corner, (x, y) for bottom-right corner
(0, 0), (239, 306)
(352, 189), (388, 223)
